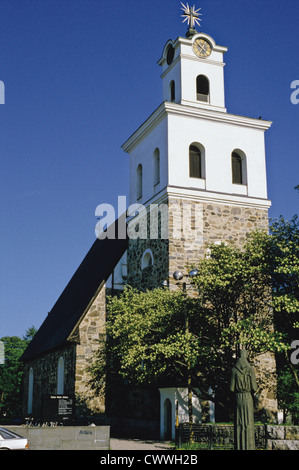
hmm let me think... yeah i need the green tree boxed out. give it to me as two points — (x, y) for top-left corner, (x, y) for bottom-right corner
(89, 234), (286, 419)
(269, 215), (299, 420)
(189, 234), (288, 415)
(0, 327), (36, 418)
(190, 216), (299, 419)
(276, 363), (299, 423)
(22, 326), (37, 343)
(88, 286), (222, 426)
(89, 287), (203, 394)
(89, 217), (298, 421)
(270, 216), (299, 338)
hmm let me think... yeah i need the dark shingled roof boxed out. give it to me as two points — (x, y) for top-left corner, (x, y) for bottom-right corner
(21, 217), (128, 362)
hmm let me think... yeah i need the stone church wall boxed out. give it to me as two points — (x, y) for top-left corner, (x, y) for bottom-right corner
(126, 196), (277, 418)
(22, 285), (107, 420)
(127, 196), (269, 290)
(22, 345), (76, 419)
(168, 197), (269, 285)
(22, 197), (276, 423)
(74, 285), (106, 415)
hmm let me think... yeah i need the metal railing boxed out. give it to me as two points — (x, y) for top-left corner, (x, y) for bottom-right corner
(175, 423), (267, 450)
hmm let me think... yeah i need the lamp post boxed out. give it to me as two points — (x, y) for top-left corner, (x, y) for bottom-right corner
(173, 268), (198, 440)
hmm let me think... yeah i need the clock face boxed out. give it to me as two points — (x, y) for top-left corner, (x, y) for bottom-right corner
(193, 38), (212, 58)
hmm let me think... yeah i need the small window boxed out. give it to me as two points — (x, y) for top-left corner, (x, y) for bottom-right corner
(189, 144), (202, 178)
(28, 367), (34, 414)
(232, 151), (246, 185)
(170, 80), (175, 102)
(153, 148), (160, 186)
(57, 357), (64, 395)
(197, 75), (209, 102)
(141, 249), (154, 270)
(137, 164), (143, 200)
(166, 44), (175, 65)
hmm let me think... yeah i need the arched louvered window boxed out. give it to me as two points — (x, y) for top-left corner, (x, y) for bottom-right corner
(197, 75), (210, 102)
(136, 164), (143, 200)
(170, 80), (175, 102)
(189, 144), (202, 179)
(153, 148), (160, 187)
(232, 151), (247, 185)
(166, 44), (175, 65)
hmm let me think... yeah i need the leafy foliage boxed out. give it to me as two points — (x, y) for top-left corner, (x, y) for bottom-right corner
(0, 327), (36, 418)
(270, 216), (299, 330)
(89, 214), (299, 420)
(269, 215), (299, 414)
(88, 288), (204, 394)
(192, 234), (287, 358)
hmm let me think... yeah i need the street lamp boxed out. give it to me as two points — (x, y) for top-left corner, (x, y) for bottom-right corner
(162, 269), (198, 288)
(173, 269), (198, 282)
(189, 268), (199, 278)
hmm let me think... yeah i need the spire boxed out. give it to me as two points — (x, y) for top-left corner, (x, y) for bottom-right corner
(180, 2), (202, 38)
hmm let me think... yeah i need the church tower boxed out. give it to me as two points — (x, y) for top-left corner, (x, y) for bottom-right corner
(122, 5), (272, 292)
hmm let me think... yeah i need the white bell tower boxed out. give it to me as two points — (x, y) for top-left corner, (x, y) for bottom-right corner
(121, 3), (277, 421)
(158, 33), (227, 112)
(123, 25), (272, 208)
(122, 4), (272, 287)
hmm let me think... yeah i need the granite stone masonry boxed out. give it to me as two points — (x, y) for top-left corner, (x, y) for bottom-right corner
(267, 425), (299, 450)
(127, 196), (277, 418)
(22, 345), (76, 419)
(73, 286), (106, 414)
(127, 197), (269, 291)
(22, 286), (107, 419)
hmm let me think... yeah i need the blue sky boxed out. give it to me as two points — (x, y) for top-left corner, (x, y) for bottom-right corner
(0, 0), (298, 338)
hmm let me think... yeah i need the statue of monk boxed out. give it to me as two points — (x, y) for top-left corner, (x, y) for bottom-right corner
(230, 349), (258, 450)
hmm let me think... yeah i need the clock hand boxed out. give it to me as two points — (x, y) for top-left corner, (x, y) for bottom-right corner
(196, 41), (206, 51)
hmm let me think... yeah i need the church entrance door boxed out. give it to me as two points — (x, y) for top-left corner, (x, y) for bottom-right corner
(164, 399), (172, 440)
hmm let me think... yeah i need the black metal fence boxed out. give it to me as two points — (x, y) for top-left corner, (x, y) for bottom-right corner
(175, 423), (267, 450)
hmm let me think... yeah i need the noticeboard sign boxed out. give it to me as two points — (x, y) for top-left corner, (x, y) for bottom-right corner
(0, 341), (4, 365)
(41, 395), (74, 423)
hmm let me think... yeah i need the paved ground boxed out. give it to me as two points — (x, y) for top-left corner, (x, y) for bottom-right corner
(110, 438), (173, 451)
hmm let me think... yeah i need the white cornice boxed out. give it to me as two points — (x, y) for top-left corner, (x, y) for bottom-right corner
(165, 186), (271, 210)
(160, 53), (225, 81)
(165, 102), (272, 130)
(122, 102), (272, 153)
(180, 53), (226, 67)
(126, 186), (271, 226)
(122, 102), (167, 153)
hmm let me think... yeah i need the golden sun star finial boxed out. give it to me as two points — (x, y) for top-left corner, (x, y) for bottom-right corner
(181, 2), (202, 31)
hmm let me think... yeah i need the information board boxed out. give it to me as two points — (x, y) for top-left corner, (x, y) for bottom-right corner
(41, 394), (74, 423)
